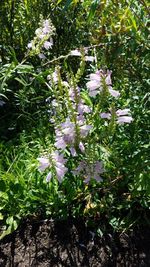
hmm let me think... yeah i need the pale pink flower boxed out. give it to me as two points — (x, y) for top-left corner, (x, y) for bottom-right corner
(80, 125), (92, 137)
(51, 150), (67, 165)
(105, 70), (112, 85)
(79, 142), (85, 152)
(43, 40), (53, 50)
(37, 157), (50, 172)
(55, 138), (67, 150)
(38, 53), (46, 59)
(43, 20), (52, 34)
(55, 164), (68, 182)
(116, 109), (130, 116)
(87, 69), (120, 98)
(108, 87), (120, 98)
(78, 102), (91, 115)
(117, 116), (133, 124)
(100, 108), (133, 124)
(70, 147), (77, 156)
(73, 160), (104, 183)
(86, 80), (101, 91)
(100, 112), (111, 119)
(46, 172), (52, 182)
(47, 70), (59, 84)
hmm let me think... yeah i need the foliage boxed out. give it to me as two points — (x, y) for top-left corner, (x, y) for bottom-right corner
(0, 0), (149, 239)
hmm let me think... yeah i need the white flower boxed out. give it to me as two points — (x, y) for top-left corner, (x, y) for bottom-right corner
(27, 42), (32, 49)
(70, 49), (81, 56)
(85, 56), (95, 62)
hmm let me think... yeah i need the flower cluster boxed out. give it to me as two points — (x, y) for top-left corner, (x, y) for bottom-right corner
(100, 108), (133, 124)
(38, 64), (133, 184)
(86, 70), (120, 98)
(54, 116), (92, 155)
(37, 150), (68, 183)
(70, 49), (95, 62)
(27, 19), (55, 58)
(73, 160), (104, 183)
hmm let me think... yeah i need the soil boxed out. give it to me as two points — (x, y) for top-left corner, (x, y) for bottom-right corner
(0, 218), (150, 267)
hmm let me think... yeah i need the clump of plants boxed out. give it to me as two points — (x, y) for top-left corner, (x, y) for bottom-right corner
(0, 2), (149, 240)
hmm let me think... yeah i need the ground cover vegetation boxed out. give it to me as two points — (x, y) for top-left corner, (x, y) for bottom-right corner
(0, 0), (149, 240)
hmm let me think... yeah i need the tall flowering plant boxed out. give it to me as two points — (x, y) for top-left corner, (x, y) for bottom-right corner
(26, 18), (133, 186)
(36, 49), (133, 185)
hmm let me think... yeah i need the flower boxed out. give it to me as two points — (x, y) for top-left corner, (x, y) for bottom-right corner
(79, 142), (85, 152)
(38, 53), (46, 59)
(47, 70), (59, 84)
(100, 108), (133, 124)
(86, 71), (102, 97)
(37, 150), (68, 183)
(55, 117), (92, 151)
(85, 56), (95, 62)
(43, 40), (53, 50)
(28, 19), (55, 53)
(116, 109), (130, 116)
(116, 108), (133, 124)
(43, 19), (53, 34)
(86, 70), (120, 98)
(51, 151), (68, 182)
(117, 116), (133, 124)
(27, 42), (32, 49)
(73, 160), (104, 183)
(108, 87), (120, 98)
(37, 157), (50, 172)
(46, 172), (52, 182)
(70, 49), (81, 56)
(100, 112), (111, 119)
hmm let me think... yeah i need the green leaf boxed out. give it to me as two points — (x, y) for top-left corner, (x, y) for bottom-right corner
(81, 91), (93, 107)
(88, 0), (99, 22)
(15, 77), (28, 86)
(0, 213), (3, 220)
(64, 0), (73, 10)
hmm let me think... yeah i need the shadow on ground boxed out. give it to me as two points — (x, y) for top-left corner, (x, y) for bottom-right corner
(0, 218), (150, 267)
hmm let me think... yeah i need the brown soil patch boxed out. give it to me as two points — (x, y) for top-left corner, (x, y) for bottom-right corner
(0, 219), (150, 267)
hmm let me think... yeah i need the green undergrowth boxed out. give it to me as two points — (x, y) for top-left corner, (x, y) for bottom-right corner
(0, 133), (149, 240)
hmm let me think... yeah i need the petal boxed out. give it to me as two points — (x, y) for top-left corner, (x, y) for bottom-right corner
(85, 56), (95, 62)
(89, 73), (101, 82)
(105, 71), (112, 85)
(86, 80), (100, 91)
(70, 50), (81, 56)
(89, 90), (99, 97)
(100, 112), (111, 119)
(117, 116), (133, 124)
(56, 165), (68, 180)
(46, 172), (52, 182)
(79, 142), (85, 152)
(109, 88), (120, 98)
(43, 41), (53, 50)
(93, 174), (103, 182)
(55, 138), (66, 149)
(116, 109), (130, 116)
(70, 147), (77, 156)
(37, 157), (50, 172)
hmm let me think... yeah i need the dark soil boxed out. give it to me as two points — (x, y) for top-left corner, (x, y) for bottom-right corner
(0, 218), (150, 267)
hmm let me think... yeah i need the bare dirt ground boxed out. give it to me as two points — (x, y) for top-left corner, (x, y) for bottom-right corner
(0, 218), (150, 267)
